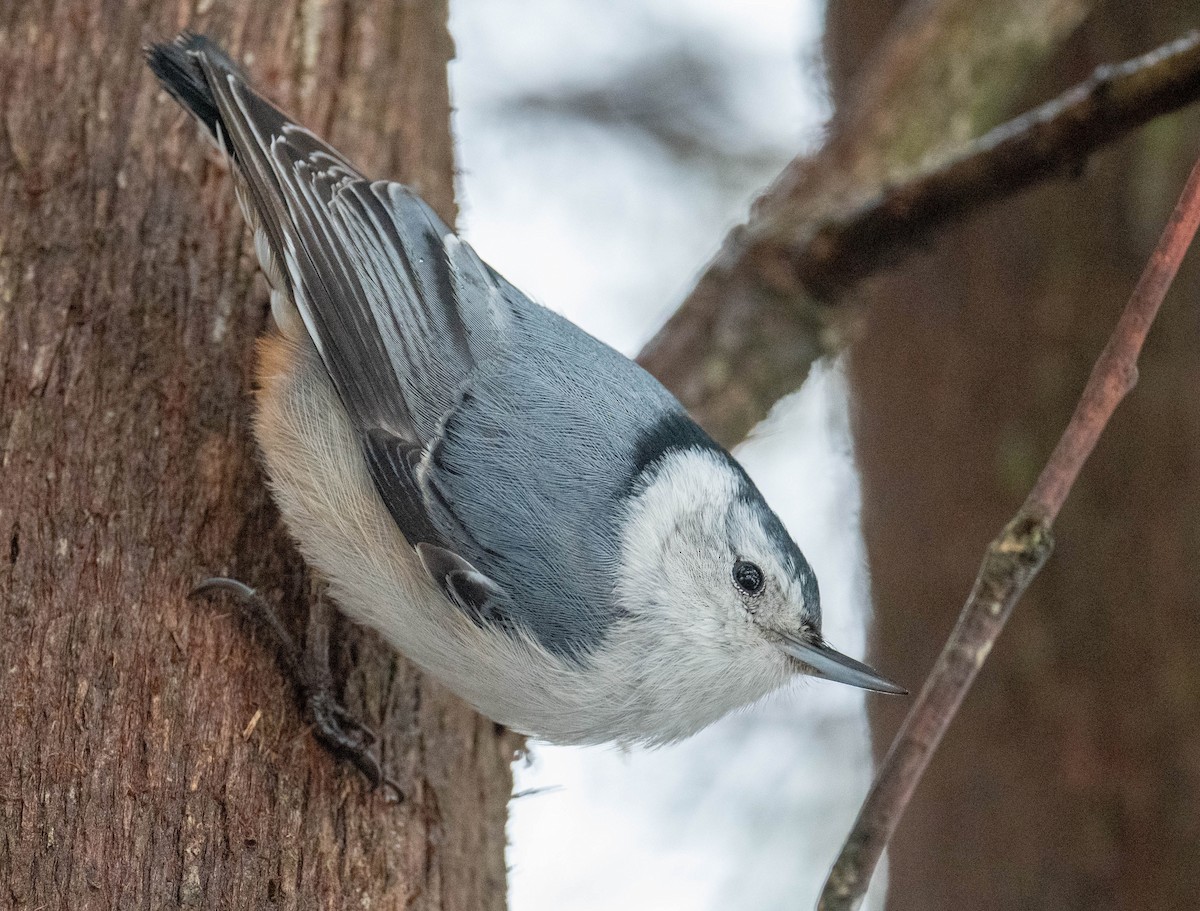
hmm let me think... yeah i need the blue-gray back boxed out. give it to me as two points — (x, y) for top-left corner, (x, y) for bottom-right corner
(421, 300), (681, 654)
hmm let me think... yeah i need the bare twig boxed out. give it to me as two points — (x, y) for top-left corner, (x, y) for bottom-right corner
(817, 151), (1200, 911)
(796, 32), (1200, 298)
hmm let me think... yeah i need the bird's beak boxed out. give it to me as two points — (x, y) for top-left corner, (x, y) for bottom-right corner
(777, 634), (907, 695)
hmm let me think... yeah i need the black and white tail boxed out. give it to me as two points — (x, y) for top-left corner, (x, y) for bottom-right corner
(145, 33), (514, 446)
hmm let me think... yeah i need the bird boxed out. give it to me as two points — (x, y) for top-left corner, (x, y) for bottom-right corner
(146, 32), (904, 785)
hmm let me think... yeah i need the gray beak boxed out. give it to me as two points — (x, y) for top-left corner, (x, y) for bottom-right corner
(778, 634), (907, 695)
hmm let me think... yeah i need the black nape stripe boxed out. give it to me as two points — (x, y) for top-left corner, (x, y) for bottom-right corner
(628, 410), (724, 490)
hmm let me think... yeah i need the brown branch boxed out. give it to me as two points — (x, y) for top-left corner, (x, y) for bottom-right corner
(817, 150), (1200, 911)
(796, 31), (1200, 298)
(639, 24), (1200, 449)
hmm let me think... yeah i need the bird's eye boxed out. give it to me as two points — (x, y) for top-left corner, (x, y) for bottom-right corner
(732, 559), (765, 596)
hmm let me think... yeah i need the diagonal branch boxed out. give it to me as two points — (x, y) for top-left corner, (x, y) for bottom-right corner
(638, 0), (1096, 447)
(797, 31), (1200, 298)
(817, 147), (1200, 911)
(639, 26), (1200, 448)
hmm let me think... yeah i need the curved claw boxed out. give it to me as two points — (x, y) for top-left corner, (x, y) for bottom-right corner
(191, 576), (258, 601)
(190, 575), (302, 676)
(307, 695), (404, 800)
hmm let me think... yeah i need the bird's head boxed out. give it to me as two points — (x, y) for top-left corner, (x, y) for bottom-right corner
(617, 436), (905, 700)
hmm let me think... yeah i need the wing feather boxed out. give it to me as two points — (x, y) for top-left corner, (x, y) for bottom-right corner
(148, 35), (653, 658)
(168, 37), (503, 445)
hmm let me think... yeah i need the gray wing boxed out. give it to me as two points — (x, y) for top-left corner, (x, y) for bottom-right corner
(180, 42), (510, 442)
(416, 304), (682, 657)
(150, 35), (682, 657)
(152, 39), (509, 507)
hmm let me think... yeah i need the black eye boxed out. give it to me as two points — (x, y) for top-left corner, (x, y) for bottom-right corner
(732, 559), (765, 595)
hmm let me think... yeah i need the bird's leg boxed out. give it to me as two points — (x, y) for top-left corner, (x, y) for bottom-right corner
(297, 594), (403, 790)
(191, 577), (403, 798)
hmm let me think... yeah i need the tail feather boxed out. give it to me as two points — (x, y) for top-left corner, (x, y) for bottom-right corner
(143, 30), (507, 444)
(144, 33), (243, 143)
(146, 32), (301, 329)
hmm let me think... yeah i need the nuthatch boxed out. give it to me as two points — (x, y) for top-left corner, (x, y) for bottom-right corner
(147, 33), (903, 783)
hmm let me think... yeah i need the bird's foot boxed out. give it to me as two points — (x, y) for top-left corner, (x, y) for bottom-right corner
(191, 577), (403, 799)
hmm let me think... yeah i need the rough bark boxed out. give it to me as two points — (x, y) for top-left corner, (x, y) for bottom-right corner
(0, 3), (513, 909)
(837, 2), (1200, 908)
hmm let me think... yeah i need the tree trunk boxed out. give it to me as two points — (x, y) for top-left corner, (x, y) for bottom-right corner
(0, 3), (513, 909)
(835, 2), (1200, 908)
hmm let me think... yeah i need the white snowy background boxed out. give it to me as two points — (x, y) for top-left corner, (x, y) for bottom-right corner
(448, 2), (888, 908)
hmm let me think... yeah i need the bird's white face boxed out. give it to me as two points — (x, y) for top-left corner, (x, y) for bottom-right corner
(617, 447), (903, 703)
(617, 448), (816, 678)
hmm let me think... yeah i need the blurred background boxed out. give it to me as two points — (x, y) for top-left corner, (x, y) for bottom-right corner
(449, 1), (882, 908)
(448, 2), (1200, 910)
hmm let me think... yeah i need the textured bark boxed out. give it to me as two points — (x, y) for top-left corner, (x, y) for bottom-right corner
(838, 3), (1200, 909)
(0, 3), (513, 909)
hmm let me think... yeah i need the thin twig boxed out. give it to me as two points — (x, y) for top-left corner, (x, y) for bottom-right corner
(817, 150), (1200, 911)
(792, 32), (1200, 298)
